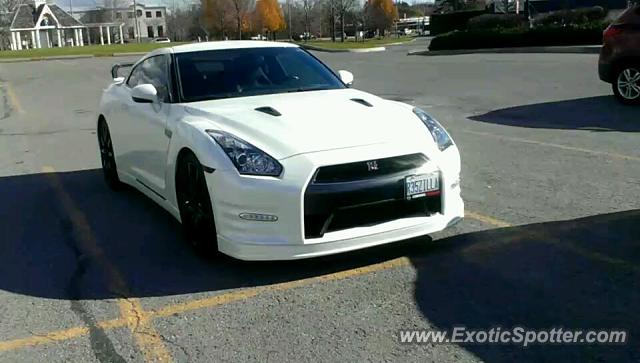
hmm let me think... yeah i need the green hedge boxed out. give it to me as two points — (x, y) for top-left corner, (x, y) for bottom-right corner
(535, 6), (607, 27)
(429, 23), (607, 51)
(468, 14), (526, 31)
(429, 10), (487, 35)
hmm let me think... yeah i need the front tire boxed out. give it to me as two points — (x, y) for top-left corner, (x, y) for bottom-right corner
(612, 64), (640, 105)
(176, 152), (219, 256)
(98, 119), (122, 190)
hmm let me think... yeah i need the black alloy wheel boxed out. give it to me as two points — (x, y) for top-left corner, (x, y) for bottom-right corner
(98, 120), (122, 190)
(176, 152), (219, 256)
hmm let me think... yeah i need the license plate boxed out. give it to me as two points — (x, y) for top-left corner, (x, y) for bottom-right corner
(405, 173), (440, 200)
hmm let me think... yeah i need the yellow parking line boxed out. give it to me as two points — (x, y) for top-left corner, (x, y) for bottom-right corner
(465, 210), (511, 228)
(41, 166), (172, 362)
(0, 205), (634, 355)
(152, 257), (411, 319)
(4, 82), (24, 114)
(119, 300), (173, 362)
(461, 129), (640, 162)
(0, 318), (126, 352)
(464, 210), (636, 270)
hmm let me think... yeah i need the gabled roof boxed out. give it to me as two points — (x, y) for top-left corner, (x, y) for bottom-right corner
(49, 5), (83, 27)
(10, 4), (35, 29)
(10, 3), (82, 29)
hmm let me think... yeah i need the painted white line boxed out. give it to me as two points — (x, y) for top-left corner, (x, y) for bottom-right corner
(460, 129), (640, 162)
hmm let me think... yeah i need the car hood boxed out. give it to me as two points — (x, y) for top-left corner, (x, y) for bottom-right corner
(183, 88), (431, 160)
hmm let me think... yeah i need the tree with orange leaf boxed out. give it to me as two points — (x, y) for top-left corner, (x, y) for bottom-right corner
(365, 0), (398, 35)
(253, 0), (285, 39)
(202, 0), (234, 39)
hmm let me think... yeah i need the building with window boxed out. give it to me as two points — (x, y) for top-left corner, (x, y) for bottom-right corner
(75, 3), (167, 42)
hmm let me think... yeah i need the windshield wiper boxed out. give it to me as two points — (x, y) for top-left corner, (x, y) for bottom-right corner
(285, 86), (331, 93)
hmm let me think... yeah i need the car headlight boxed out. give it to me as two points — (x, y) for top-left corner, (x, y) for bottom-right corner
(206, 130), (283, 177)
(413, 108), (453, 151)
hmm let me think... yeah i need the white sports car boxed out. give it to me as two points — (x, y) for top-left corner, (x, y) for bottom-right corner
(97, 41), (464, 260)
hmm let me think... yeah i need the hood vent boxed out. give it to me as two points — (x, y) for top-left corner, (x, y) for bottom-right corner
(350, 98), (373, 107)
(255, 106), (281, 116)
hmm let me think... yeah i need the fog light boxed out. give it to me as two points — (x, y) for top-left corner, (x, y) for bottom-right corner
(239, 212), (278, 222)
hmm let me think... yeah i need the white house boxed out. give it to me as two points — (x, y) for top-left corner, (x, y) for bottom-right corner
(5, 0), (126, 50)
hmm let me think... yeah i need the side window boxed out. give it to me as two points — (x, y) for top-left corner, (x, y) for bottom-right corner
(126, 55), (171, 102)
(126, 64), (143, 88)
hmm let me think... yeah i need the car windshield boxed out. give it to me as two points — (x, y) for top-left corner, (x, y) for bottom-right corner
(175, 47), (346, 102)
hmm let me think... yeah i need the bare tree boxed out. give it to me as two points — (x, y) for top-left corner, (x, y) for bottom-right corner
(167, 7), (196, 40)
(229, 0), (253, 39)
(0, 0), (20, 13)
(302, 0), (312, 40)
(335, 0), (354, 42)
(324, 0), (337, 41)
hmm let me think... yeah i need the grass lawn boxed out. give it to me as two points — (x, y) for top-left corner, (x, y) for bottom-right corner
(298, 37), (413, 49)
(0, 37), (414, 59)
(0, 43), (186, 59)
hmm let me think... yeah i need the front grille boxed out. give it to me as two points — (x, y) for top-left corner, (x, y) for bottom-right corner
(304, 164), (442, 239)
(312, 153), (428, 184)
(304, 197), (442, 239)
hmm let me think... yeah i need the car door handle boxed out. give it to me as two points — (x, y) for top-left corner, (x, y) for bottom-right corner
(164, 128), (172, 138)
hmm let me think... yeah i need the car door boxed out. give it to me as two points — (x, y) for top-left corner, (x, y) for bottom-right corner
(120, 54), (173, 197)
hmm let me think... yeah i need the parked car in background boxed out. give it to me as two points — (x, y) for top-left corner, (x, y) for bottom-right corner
(298, 32), (317, 41)
(599, 5), (640, 105)
(152, 37), (171, 43)
(250, 34), (267, 40)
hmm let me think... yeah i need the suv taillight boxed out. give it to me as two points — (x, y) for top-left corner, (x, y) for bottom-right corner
(603, 24), (624, 40)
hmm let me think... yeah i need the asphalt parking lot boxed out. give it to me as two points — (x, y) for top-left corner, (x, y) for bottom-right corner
(0, 40), (639, 362)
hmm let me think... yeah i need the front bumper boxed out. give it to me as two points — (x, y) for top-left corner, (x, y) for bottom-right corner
(206, 143), (464, 260)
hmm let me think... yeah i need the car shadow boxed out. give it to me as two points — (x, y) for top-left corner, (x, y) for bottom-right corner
(469, 96), (640, 132)
(0, 168), (433, 300)
(411, 210), (640, 362)
(1, 169), (638, 361)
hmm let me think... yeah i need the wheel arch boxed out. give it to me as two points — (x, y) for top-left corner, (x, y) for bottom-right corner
(165, 120), (225, 212)
(611, 56), (640, 73)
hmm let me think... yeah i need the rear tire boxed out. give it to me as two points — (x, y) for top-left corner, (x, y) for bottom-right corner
(98, 119), (122, 190)
(176, 152), (220, 257)
(612, 64), (640, 105)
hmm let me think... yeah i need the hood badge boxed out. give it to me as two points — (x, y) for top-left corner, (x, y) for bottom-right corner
(366, 160), (378, 171)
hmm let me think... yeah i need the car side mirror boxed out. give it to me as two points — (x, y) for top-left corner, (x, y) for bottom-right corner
(338, 70), (354, 87)
(131, 84), (158, 103)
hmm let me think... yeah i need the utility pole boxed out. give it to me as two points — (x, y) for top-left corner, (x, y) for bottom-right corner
(69, 0), (72, 15)
(132, 0), (141, 42)
(288, 0), (292, 40)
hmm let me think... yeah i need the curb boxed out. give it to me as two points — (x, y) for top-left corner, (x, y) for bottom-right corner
(0, 54), (95, 62)
(111, 52), (147, 57)
(299, 44), (386, 53)
(0, 51), (147, 63)
(385, 38), (420, 46)
(408, 45), (601, 56)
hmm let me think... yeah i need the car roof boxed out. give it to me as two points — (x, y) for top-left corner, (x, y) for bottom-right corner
(616, 5), (640, 24)
(146, 40), (299, 57)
